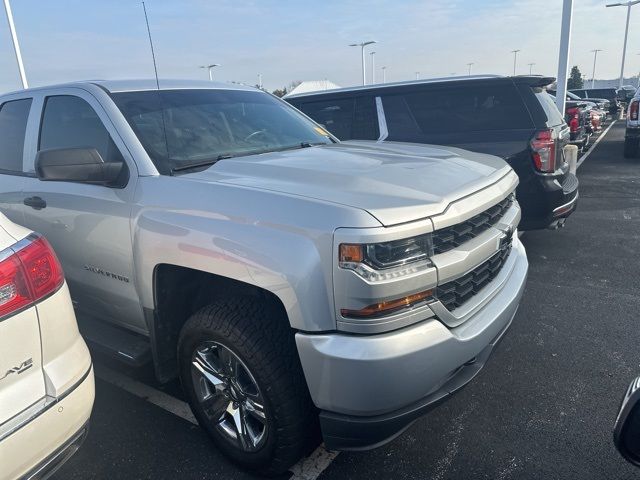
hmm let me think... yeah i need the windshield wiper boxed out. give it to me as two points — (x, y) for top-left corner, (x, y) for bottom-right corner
(170, 154), (234, 175)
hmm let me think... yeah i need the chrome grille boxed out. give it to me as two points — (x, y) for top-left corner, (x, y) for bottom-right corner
(432, 194), (514, 255)
(436, 237), (512, 311)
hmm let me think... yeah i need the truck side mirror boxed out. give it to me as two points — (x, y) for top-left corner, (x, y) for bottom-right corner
(614, 376), (640, 467)
(36, 147), (126, 187)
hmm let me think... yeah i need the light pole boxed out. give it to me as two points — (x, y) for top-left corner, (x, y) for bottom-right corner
(257, 73), (263, 89)
(199, 63), (220, 81)
(382, 66), (387, 83)
(349, 41), (376, 86)
(3, 0), (28, 88)
(511, 49), (521, 76)
(370, 51), (376, 84)
(606, 1), (640, 88)
(590, 49), (602, 88)
(467, 62), (474, 76)
(528, 62), (536, 75)
(555, 0), (573, 118)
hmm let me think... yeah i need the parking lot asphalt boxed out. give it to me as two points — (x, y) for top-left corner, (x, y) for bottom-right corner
(54, 121), (640, 480)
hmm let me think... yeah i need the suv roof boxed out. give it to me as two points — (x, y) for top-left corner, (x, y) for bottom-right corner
(285, 75), (555, 99)
(1, 79), (256, 96)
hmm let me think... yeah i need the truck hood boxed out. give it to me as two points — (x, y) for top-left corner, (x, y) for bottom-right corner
(182, 141), (514, 226)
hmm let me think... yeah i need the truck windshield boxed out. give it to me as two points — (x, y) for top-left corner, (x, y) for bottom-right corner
(111, 89), (333, 174)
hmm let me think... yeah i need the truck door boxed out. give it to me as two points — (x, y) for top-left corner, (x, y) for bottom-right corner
(20, 90), (145, 333)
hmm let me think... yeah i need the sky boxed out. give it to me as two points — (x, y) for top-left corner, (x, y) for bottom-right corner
(1, 0), (639, 94)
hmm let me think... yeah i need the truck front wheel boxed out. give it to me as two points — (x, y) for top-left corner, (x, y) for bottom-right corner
(178, 297), (317, 475)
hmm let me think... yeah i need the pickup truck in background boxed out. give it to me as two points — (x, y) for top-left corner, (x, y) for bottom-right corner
(625, 93), (640, 158)
(0, 80), (528, 475)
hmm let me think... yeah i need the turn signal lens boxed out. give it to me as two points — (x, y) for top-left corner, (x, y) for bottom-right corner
(340, 289), (434, 319)
(339, 244), (364, 263)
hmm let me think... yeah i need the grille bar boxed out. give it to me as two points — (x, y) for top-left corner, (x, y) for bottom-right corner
(433, 195), (514, 255)
(436, 240), (512, 311)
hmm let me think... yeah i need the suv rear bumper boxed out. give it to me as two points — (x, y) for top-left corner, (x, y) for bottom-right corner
(296, 237), (527, 450)
(0, 365), (94, 479)
(518, 171), (579, 230)
(625, 126), (640, 140)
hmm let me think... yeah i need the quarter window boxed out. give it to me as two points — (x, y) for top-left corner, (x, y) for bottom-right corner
(39, 95), (124, 164)
(0, 98), (32, 174)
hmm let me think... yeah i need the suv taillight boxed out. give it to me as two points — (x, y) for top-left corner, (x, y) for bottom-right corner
(566, 107), (580, 132)
(0, 235), (64, 318)
(630, 100), (639, 121)
(530, 129), (556, 173)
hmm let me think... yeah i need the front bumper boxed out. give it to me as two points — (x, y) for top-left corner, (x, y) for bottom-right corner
(296, 237), (528, 450)
(0, 366), (94, 480)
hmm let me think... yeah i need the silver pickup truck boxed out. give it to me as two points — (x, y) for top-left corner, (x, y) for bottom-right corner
(0, 80), (528, 475)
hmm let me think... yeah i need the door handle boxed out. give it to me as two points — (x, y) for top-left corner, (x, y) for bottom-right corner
(23, 196), (47, 210)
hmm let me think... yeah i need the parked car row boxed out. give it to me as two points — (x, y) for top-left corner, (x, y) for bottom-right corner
(547, 90), (610, 151)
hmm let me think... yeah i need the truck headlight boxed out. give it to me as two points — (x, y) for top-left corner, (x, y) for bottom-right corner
(339, 234), (433, 282)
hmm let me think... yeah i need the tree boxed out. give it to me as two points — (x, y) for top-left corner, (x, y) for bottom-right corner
(272, 81), (302, 98)
(567, 66), (584, 89)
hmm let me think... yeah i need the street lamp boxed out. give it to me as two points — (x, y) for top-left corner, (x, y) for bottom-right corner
(467, 62), (474, 76)
(528, 62), (536, 75)
(382, 66), (387, 83)
(511, 49), (521, 76)
(3, 0), (28, 88)
(606, 1), (640, 88)
(349, 41), (376, 86)
(590, 49), (602, 89)
(199, 63), (221, 81)
(370, 51), (376, 84)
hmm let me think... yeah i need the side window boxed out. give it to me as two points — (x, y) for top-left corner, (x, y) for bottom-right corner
(297, 98), (355, 139)
(39, 95), (124, 164)
(383, 84), (532, 137)
(0, 98), (32, 174)
(352, 96), (379, 140)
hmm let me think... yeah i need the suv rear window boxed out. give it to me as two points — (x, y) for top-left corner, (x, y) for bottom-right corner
(381, 83), (532, 136)
(533, 89), (565, 126)
(0, 98), (32, 173)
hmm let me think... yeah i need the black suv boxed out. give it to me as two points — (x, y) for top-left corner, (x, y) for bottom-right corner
(287, 75), (578, 230)
(569, 88), (621, 115)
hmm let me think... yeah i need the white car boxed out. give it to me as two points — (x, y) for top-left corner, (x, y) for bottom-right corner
(0, 214), (94, 480)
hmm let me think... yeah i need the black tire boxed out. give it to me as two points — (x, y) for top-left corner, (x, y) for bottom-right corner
(178, 297), (318, 476)
(624, 137), (639, 158)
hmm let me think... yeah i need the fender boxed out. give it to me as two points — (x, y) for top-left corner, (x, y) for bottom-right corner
(131, 175), (381, 333)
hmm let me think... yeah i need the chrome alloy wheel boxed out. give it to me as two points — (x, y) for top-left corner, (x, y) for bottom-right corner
(191, 342), (268, 452)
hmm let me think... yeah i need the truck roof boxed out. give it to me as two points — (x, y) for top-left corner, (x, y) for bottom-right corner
(1, 79), (257, 96)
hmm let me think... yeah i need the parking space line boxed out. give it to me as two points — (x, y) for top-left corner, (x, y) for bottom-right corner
(95, 364), (338, 479)
(94, 365), (198, 425)
(577, 120), (617, 169)
(289, 445), (339, 480)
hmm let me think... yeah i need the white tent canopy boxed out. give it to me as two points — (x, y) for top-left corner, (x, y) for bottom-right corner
(285, 80), (340, 97)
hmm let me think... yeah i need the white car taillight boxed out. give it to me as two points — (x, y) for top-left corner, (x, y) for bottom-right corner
(0, 235), (64, 318)
(530, 129), (556, 173)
